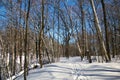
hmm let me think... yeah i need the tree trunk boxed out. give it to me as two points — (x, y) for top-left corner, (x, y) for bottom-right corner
(0, 66), (1, 80)
(80, 0), (85, 58)
(24, 0), (31, 80)
(38, 0), (45, 68)
(90, 0), (110, 62)
(42, 37), (51, 63)
(101, 0), (111, 61)
(13, 29), (17, 75)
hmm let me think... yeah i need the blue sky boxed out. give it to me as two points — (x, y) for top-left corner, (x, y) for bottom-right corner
(0, 0), (7, 29)
(67, 0), (75, 5)
(0, 6), (6, 29)
(0, 0), (6, 19)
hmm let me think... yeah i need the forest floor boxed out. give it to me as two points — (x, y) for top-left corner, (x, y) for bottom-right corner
(9, 57), (120, 80)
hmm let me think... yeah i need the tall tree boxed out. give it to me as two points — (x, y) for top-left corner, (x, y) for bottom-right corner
(24, 0), (31, 80)
(38, 0), (45, 68)
(80, 0), (85, 58)
(90, 0), (110, 62)
(101, 0), (111, 61)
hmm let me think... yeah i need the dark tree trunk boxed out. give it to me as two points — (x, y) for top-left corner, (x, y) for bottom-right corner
(101, 0), (111, 61)
(24, 0), (31, 80)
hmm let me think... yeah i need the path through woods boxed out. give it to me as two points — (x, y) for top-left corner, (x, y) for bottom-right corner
(14, 57), (120, 80)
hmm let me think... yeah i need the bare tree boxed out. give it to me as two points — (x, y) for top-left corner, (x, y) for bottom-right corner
(101, 0), (111, 61)
(24, 0), (31, 79)
(90, 0), (110, 62)
(38, 0), (45, 68)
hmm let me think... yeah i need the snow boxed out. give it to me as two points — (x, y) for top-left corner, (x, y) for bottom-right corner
(7, 71), (24, 80)
(12, 57), (120, 80)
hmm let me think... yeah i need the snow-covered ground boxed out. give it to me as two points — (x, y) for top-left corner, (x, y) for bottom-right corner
(13, 57), (120, 80)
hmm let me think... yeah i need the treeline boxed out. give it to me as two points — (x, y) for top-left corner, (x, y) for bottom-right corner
(0, 0), (120, 80)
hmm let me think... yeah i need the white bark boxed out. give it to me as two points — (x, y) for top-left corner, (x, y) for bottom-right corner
(90, 0), (109, 61)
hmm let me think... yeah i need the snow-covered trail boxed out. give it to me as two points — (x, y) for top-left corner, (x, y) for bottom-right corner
(15, 57), (120, 80)
(69, 62), (90, 80)
(16, 62), (73, 80)
(15, 57), (88, 80)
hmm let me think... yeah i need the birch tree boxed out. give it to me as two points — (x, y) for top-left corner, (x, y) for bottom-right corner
(90, 0), (110, 62)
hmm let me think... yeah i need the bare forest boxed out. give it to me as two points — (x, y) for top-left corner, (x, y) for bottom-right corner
(0, 0), (120, 80)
